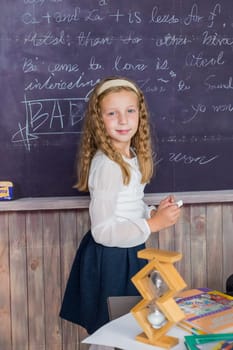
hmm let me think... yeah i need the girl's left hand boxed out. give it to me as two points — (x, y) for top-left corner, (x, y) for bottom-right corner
(158, 195), (175, 210)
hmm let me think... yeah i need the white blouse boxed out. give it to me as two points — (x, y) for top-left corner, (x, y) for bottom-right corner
(88, 150), (154, 248)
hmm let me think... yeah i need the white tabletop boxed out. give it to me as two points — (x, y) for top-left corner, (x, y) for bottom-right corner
(83, 313), (188, 350)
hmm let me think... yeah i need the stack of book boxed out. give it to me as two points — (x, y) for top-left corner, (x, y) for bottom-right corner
(175, 288), (233, 335)
(184, 333), (233, 350)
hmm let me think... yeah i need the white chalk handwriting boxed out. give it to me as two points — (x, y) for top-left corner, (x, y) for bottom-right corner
(5, 0), (233, 156)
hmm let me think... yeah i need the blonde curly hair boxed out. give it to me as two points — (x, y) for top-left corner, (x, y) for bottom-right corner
(75, 76), (154, 192)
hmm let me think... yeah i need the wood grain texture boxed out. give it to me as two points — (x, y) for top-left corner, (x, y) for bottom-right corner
(0, 213), (11, 350)
(9, 212), (28, 350)
(222, 204), (233, 291)
(26, 211), (45, 350)
(173, 206), (192, 288)
(206, 204), (223, 290)
(190, 205), (207, 288)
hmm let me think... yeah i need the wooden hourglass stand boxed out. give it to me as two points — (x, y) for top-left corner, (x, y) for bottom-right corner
(131, 248), (187, 349)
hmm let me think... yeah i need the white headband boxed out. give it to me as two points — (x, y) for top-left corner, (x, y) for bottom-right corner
(97, 79), (139, 96)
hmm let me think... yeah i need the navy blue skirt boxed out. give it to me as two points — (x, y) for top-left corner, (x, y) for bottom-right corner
(59, 231), (147, 334)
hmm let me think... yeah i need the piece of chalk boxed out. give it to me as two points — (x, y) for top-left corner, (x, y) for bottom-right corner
(176, 200), (183, 208)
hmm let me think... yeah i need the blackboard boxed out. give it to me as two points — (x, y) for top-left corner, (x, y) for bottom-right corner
(1, 0), (233, 197)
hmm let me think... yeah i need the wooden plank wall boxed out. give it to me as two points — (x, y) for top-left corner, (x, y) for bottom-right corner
(0, 203), (233, 350)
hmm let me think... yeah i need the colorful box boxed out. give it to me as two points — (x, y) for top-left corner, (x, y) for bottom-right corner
(0, 181), (14, 200)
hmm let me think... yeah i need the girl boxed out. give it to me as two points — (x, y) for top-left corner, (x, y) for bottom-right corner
(59, 76), (181, 335)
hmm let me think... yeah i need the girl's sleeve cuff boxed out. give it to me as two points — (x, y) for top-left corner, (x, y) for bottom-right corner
(147, 205), (157, 218)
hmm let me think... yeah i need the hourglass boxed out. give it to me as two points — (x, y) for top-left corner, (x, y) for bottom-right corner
(147, 270), (167, 329)
(131, 248), (187, 349)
